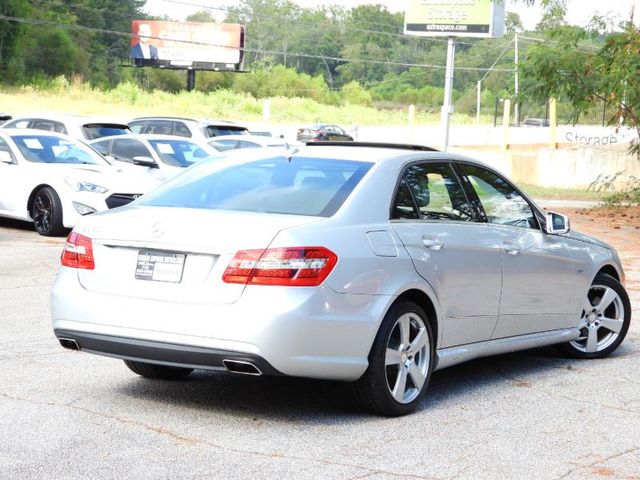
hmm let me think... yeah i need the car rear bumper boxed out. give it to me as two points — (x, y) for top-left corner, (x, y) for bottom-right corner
(54, 329), (282, 375)
(51, 267), (391, 381)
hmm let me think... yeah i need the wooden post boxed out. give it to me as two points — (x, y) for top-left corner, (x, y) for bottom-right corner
(501, 99), (511, 152)
(263, 99), (272, 122)
(408, 104), (415, 143)
(549, 98), (557, 149)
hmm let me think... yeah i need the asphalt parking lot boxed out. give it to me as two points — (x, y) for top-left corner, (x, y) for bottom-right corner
(1, 216), (639, 480)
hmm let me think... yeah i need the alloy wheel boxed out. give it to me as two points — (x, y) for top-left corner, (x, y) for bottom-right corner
(570, 284), (625, 353)
(384, 312), (430, 404)
(33, 190), (53, 233)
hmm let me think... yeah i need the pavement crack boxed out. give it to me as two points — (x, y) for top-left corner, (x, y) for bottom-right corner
(496, 369), (640, 416)
(0, 392), (438, 479)
(555, 447), (640, 479)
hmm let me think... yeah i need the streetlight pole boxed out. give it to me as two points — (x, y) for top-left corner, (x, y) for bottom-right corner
(441, 36), (456, 151)
(514, 33), (519, 126)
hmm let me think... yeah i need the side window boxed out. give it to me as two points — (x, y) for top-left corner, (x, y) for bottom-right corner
(209, 139), (236, 151)
(92, 140), (111, 156)
(173, 122), (191, 137)
(30, 119), (67, 134)
(402, 163), (474, 221)
(0, 137), (16, 162)
(461, 164), (537, 229)
(111, 139), (152, 163)
(3, 119), (30, 129)
(129, 122), (144, 134)
(391, 180), (420, 220)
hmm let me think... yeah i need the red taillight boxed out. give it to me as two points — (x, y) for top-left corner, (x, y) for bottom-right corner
(223, 247), (337, 286)
(61, 232), (95, 270)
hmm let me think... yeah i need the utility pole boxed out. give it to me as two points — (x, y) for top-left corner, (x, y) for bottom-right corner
(441, 36), (456, 151)
(476, 80), (482, 123)
(514, 33), (519, 126)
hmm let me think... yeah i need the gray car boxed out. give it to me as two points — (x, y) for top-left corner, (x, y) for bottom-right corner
(51, 143), (631, 416)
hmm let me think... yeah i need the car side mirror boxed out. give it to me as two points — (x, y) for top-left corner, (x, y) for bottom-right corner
(132, 156), (159, 168)
(545, 211), (570, 235)
(0, 151), (14, 164)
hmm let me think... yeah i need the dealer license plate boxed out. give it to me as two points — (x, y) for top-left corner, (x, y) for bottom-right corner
(135, 250), (186, 283)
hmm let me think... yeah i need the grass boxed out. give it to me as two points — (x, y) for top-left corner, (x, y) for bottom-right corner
(0, 81), (494, 126)
(516, 183), (603, 201)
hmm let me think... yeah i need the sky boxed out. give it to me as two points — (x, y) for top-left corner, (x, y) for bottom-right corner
(143, 0), (640, 30)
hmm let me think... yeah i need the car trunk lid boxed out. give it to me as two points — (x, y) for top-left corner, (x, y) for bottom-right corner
(75, 206), (321, 304)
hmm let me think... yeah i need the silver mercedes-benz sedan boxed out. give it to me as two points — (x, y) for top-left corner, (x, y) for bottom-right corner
(51, 143), (632, 416)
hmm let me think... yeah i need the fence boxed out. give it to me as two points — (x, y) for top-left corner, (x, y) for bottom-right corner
(494, 99), (619, 127)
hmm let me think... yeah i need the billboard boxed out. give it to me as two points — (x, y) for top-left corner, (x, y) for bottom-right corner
(129, 21), (244, 70)
(404, 0), (505, 38)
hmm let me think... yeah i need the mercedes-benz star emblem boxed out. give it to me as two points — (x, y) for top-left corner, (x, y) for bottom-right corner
(151, 222), (165, 238)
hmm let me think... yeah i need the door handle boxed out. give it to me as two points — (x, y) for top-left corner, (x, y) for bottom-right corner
(503, 240), (520, 255)
(422, 237), (444, 250)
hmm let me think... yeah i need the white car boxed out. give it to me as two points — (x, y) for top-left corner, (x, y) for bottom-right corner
(2, 114), (131, 141)
(128, 116), (249, 141)
(208, 134), (288, 152)
(90, 134), (218, 182)
(0, 130), (160, 236)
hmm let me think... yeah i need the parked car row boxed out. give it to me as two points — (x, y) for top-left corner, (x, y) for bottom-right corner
(0, 113), (308, 234)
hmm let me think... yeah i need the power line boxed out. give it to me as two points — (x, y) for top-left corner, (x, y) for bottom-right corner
(157, 0), (475, 46)
(480, 40), (515, 82)
(0, 14), (512, 73)
(518, 34), (599, 52)
(161, 0), (407, 33)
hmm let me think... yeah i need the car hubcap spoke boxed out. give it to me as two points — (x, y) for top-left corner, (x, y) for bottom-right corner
(385, 348), (402, 366)
(595, 287), (617, 312)
(600, 317), (623, 334)
(392, 367), (408, 402)
(586, 327), (599, 353)
(408, 363), (426, 390)
(399, 316), (411, 348)
(410, 328), (428, 352)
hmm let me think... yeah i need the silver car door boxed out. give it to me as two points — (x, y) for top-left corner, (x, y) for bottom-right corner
(391, 162), (503, 348)
(459, 163), (582, 338)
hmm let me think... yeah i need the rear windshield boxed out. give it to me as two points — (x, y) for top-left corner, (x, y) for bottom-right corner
(12, 135), (106, 165)
(205, 125), (249, 137)
(139, 156), (373, 217)
(148, 139), (211, 167)
(82, 124), (131, 140)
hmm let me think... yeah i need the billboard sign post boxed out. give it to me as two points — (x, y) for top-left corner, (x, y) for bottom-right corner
(404, 1), (505, 150)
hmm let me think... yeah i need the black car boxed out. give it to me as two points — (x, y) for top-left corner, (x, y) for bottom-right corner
(296, 124), (353, 142)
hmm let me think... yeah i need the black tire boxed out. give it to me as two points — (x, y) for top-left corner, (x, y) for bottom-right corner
(124, 360), (193, 380)
(349, 301), (434, 416)
(31, 186), (65, 236)
(558, 273), (631, 359)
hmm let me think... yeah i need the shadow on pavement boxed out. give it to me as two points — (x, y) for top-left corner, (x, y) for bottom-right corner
(0, 217), (35, 232)
(115, 347), (582, 422)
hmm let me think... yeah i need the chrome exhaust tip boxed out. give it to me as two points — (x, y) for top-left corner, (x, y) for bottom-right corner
(222, 359), (262, 376)
(58, 337), (80, 351)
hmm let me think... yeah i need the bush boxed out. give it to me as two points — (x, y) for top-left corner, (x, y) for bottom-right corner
(341, 81), (372, 106)
(233, 65), (333, 103)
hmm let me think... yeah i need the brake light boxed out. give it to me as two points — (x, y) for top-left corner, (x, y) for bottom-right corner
(61, 232), (95, 270)
(223, 247), (337, 286)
